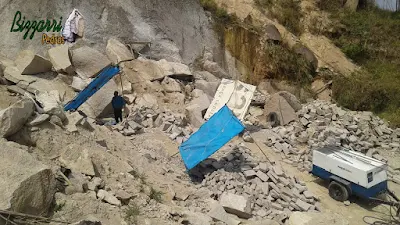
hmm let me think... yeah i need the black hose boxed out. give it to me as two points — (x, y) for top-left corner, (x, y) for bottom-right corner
(363, 203), (400, 225)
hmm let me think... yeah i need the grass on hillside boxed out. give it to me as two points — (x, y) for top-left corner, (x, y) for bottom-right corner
(254, 0), (303, 35)
(200, 0), (314, 92)
(318, 2), (400, 126)
(263, 42), (315, 84)
(200, 0), (238, 25)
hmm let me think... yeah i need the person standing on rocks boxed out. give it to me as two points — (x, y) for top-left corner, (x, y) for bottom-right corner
(112, 91), (126, 124)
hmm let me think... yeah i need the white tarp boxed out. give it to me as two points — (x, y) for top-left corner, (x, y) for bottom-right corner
(62, 9), (85, 43)
(204, 79), (256, 121)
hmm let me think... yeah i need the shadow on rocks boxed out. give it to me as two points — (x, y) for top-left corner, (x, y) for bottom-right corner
(187, 146), (258, 184)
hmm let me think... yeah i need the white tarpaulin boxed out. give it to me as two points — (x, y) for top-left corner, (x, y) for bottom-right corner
(204, 79), (256, 121)
(62, 9), (85, 43)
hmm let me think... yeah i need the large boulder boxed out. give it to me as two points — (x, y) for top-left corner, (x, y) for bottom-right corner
(83, 79), (118, 118)
(71, 76), (89, 92)
(123, 58), (192, 84)
(48, 45), (74, 74)
(203, 60), (229, 78)
(193, 71), (220, 82)
(59, 146), (95, 176)
(114, 75), (133, 94)
(207, 201), (240, 225)
(0, 140), (56, 215)
(71, 46), (111, 78)
(186, 104), (205, 129)
(28, 113), (50, 126)
(265, 24), (281, 42)
(35, 91), (66, 121)
(194, 80), (220, 98)
(123, 58), (165, 83)
(6, 85), (27, 96)
(14, 50), (52, 75)
(278, 91), (302, 112)
(293, 44), (318, 70)
(135, 93), (159, 109)
(157, 59), (192, 77)
(4, 66), (37, 84)
(219, 192), (252, 219)
(185, 89), (211, 128)
(264, 93), (297, 126)
(0, 98), (34, 137)
(106, 38), (134, 64)
(162, 76), (182, 92)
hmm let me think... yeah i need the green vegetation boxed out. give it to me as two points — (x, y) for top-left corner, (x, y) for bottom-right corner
(124, 203), (140, 224)
(54, 201), (66, 212)
(200, 0), (238, 25)
(254, 0), (303, 35)
(318, 2), (400, 126)
(272, 0), (303, 35)
(316, 0), (344, 12)
(149, 187), (163, 203)
(254, 0), (273, 8)
(263, 42), (315, 84)
(200, 0), (312, 93)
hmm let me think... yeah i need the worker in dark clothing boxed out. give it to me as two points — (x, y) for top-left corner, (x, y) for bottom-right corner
(111, 91), (126, 123)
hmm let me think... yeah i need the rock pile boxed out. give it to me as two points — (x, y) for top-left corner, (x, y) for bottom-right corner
(59, 167), (136, 208)
(196, 144), (320, 223)
(119, 106), (194, 144)
(257, 100), (400, 172)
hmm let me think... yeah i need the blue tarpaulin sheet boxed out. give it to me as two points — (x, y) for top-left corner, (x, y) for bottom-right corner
(64, 65), (120, 111)
(179, 105), (245, 170)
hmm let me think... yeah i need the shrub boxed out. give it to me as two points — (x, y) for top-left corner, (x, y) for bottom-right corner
(318, 3), (400, 126)
(333, 68), (400, 127)
(262, 42), (315, 84)
(254, 0), (303, 35)
(316, 0), (345, 12)
(149, 187), (163, 203)
(273, 0), (303, 35)
(124, 203), (140, 224)
(200, 0), (237, 24)
(254, 0), (273, 8)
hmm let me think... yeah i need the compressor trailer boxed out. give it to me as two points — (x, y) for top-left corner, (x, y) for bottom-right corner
(311, 146), (400, 216)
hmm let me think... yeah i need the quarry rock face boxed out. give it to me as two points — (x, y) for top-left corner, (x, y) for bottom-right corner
(0, 0), (220, 65)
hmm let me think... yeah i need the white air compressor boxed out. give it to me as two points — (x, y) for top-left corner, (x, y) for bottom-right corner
(311, 146), (388, 201)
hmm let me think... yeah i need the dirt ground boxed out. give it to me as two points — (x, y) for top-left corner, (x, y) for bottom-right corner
(240, 137), (400, 225)
(120, 128), (400, 225)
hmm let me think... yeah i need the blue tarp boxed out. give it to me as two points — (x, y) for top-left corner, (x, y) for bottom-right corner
(64, 66), (120, 111)
(179, 105), (245, 170)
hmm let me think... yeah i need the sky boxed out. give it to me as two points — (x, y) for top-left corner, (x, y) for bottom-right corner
(375, 0), (398, 11)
